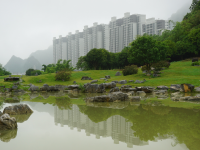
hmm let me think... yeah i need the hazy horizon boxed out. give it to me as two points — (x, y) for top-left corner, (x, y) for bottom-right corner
(0, 0), (192, 66)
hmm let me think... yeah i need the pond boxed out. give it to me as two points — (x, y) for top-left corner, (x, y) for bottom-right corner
(0, 93), (200, 150)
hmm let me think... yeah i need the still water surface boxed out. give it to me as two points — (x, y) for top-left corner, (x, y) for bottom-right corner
(0, 96), (199, 150)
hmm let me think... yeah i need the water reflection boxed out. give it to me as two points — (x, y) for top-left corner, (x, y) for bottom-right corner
(55, 102), (200, 150)
(0, 129), (17, 142)
(54, 104), (148, 148)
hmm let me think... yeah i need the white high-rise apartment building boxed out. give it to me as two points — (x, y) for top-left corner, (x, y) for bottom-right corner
(53, 12), (172, 66)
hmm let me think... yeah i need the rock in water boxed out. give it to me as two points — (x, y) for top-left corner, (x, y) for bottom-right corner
(0, 111), (3, 117)
(181, 84), (195, 93)
(3, 104), (33, 115)
(0, 114), (17, 130)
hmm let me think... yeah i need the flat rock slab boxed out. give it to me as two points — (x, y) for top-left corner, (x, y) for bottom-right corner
(4, 77), (20, 82)
(3, 104), (33, 115)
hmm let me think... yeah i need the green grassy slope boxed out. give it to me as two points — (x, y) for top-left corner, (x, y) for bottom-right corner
(22, 60), (200, 87)
(0, 60), (200, 88)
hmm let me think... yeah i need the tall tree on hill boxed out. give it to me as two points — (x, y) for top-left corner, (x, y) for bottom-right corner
(84, 48), (110, 70)
(128, 35), (167, 73)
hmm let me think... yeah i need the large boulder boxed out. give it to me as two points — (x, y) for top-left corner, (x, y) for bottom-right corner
(48, 86), (60, 92)
(180, 84), (195, 93)
(0, 114), (17, 130)
(81, 76), (93, 80)
(134, 80), (145, 84)
(136, 86), (154, 93)
(104, 82), (116, 89)
(112, 81), (118, 83)
(40, 84), (50, 91)
(3, 104), (33, 115)
(119, 80), (127, 84)
(91, 80), (98, 83)
(109, 87), (120, 93)
(85, 84), (105, 93)
(105, 75), (110, 79)
(115, 71), (122, 76)
(121, 88), (137, 92)
(68, 85), (79, 90)
(195, 87), (200, 93)
(170, 84), (183, 92)
(157, 86), (168, 90)
(28, 85), (39, 92)
(86, 92), (128, 102)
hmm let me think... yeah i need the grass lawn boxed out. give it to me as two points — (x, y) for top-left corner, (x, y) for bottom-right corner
(21, 60), (200, 87)
(0, 60), (200, 89)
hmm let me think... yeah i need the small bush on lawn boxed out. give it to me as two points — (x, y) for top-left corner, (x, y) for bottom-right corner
(141, 65), (147, 71)
(152, 60), (170, 71)
(31, 70), (42, 76)
(55, 69), (71, 81)
(192, 62), (200, 66)
(122, 65), (138, 76)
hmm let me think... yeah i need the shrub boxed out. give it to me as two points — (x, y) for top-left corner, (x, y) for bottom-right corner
(26, 69), (35, 76)
(55, 69), (72, 81)
(152, 60), (170, 71)
(192, 61), (200, 66)
(141, 65), (147, 71)
(122, 65), (138, 76)
(31, 70), (42, 76)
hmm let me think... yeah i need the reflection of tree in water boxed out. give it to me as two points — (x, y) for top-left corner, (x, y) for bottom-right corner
(10, 114), (32, 123)
(56, 97), (72, 110)
(79, 103), (200, 150)
(0, 129), (17, 142)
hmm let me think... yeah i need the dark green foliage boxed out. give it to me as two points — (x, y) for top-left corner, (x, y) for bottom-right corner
(122, 65), (138, 76)
(26, 69), (35, 76)
(76, 56), (89, 70)
(0, 64), (11, 76)
(31, 70), (42, 76)
(141, 65), (147, 71)
(55, 69), (72, 81)
(191, 61), (200, 66)
(128, 36), (167, 73)
(152, 61), (170, 71)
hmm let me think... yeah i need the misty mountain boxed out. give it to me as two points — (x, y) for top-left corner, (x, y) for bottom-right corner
(30, 46), (53, 65)
(169, 2), (191, 22)
(4, 55), (42, 74)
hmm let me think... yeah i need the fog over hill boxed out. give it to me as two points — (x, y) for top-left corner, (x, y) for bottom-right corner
(169, 1), (191, 22)
(30, 46), (53, 65)
(4, 55), (42, 74)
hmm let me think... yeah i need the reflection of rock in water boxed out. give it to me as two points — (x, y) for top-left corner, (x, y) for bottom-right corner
(0, 129), (17, 142)
(4, 96), (20, 103)
(54, 105), (149, 147)
(86, 102), (129, 109)
(29, 93), (39, 100)
(10, 114), (32, 123)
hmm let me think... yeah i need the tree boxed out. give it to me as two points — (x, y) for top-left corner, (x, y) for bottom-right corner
(26, 69), (35, 76)
(55, 59), (74, 72)
(128, 35), (167, 73)
(84, 48), (110, 70)
(42, 64), (47, 72)
(76, 56), (89, 70)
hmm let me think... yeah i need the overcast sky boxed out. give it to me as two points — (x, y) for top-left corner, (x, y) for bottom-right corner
(0, 0), (192, 66)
